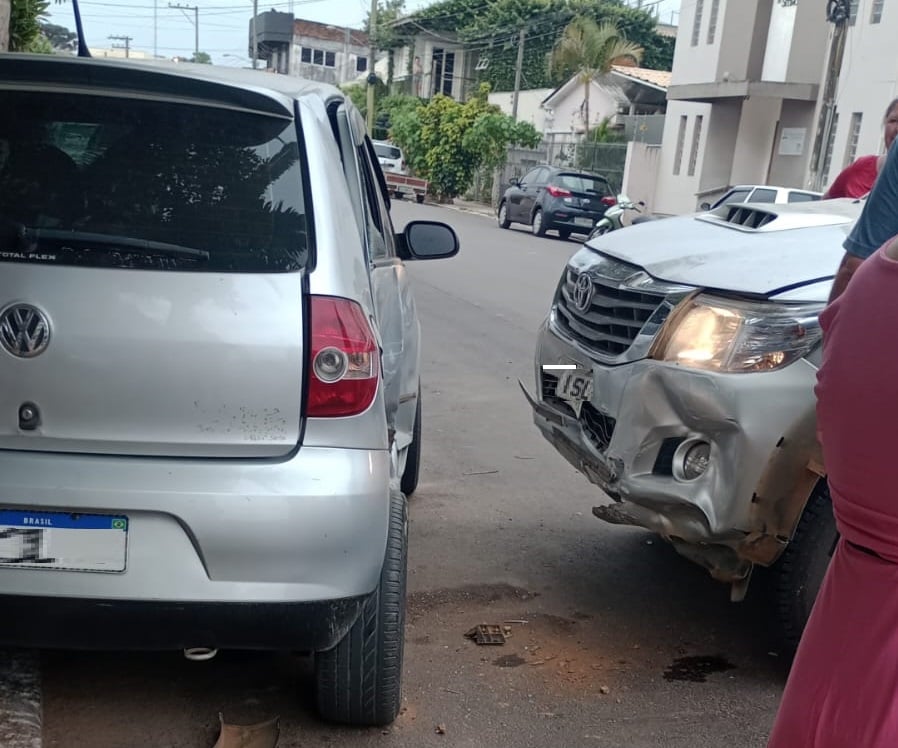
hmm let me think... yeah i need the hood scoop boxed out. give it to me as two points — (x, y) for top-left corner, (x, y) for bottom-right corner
(724, 205), (777, 229)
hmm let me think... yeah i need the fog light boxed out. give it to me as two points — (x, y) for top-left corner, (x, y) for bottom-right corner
(682, 442), (711, 480)
(313, 346), (348, 382)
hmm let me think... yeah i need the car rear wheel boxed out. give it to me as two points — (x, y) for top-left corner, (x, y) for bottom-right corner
(531, 209), (547, 237)
(315, 487), (408, 726)
(400, 389), (421, 497)
(497, 201), (511, 229)
(770, 480), (837, 657)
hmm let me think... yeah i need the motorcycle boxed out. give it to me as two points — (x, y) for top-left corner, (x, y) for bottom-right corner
(587, 194), (649, 240)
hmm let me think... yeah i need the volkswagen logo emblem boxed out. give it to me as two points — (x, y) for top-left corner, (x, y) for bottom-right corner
(572, 274), (595, 313)
(0, 304), (51, 358)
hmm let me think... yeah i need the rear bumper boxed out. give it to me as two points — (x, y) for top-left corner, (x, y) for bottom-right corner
(0, 594), (365, 651)
(548, 209), (605, 234)
(0, 446), (392, 606)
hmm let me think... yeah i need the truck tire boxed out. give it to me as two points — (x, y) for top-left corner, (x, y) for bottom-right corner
(315, 488), (408, 726)
(771, 480), (838, 656)
(416, 194), (425, 204)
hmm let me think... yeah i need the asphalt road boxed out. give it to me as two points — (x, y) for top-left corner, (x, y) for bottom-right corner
(37, 201), (787, 747)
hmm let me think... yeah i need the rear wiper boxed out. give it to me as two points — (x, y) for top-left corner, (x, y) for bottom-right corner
(30, 229), (210, 260)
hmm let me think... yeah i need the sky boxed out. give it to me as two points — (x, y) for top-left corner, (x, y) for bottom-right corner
(45, 0), (681, 67)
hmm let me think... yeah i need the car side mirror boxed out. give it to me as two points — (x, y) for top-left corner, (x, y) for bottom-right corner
(509, 177), (520, 187)
(699, 202), (711, 211)
(396, 220), (460, 261)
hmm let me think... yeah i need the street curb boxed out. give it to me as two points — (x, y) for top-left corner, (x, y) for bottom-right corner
(0, 650), (41, 748)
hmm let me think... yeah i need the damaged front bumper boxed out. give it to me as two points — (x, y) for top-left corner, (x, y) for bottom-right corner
(524, 316), (820, 583)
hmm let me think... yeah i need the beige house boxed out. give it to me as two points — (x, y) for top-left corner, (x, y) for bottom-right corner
(652, 0), (829, 215)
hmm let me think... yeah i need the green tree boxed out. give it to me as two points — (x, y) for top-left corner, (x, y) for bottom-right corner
(549, 15), (642, 134)
(190, 51), (212, 64)
(390, 83), (540, 200)
(9, 0), (49, 51)
(39, 20), (75, 50)
(408, 0), (673, 91)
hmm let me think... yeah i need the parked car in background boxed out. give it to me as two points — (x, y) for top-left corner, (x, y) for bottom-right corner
(373, 140), (406, 174)
(498, 166), (616, 239)
(0, 53), (460, 727)
(522, 196), (862, 656)
(701, 184), (822, 211)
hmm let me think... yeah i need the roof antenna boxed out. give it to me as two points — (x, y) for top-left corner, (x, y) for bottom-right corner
(69, 0), (92, 56)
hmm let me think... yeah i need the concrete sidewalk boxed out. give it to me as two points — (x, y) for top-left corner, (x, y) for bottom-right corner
(446, 198), (495, 218)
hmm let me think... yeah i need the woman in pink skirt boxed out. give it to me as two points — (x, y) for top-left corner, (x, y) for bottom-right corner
(767, 238), (898, 746)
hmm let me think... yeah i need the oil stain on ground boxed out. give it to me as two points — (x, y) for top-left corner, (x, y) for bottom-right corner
(663, 655), (736, 683)
(492, 655), (527, 668)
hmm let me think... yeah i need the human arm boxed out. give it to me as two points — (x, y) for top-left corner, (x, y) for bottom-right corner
(828, 251), (865, 303)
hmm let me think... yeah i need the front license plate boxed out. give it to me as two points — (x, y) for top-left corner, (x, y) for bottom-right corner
(0, 510), (128, 572)
(574, 217), (594, 227)
(556, 370), (594, 401)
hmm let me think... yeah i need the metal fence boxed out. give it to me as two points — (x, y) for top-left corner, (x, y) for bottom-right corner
(473, 136), (629, 208)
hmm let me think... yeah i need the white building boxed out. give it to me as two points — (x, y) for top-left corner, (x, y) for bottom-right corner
(653, 0), (829, 215)
(823, 0), (897, 184)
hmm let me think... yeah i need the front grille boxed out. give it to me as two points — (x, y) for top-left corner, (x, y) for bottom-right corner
(556, 266), (665, 357)
(581, 403), (616, 452)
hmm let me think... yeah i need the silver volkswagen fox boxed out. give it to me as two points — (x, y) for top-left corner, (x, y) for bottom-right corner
(0, 54), (458, 726)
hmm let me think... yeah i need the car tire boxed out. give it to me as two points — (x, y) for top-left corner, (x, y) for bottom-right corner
(531, 209), (547, 237)
(416, 194), (425, 204)
(771, 480), (837, 657)
(400, 388), (421, 497)
(558, 230), (571, 240)
(497, 201), (511, 229)
(315, 487), (408, 726)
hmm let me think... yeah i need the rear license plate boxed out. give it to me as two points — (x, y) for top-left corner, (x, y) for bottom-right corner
(574, 217), (594, 227)
(0, 510), (128, 572)
(556, 370), (594, 401)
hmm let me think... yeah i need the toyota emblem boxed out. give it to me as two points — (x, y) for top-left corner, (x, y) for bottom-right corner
(0, 304), (51, 358)
(572, 274), (595, 313)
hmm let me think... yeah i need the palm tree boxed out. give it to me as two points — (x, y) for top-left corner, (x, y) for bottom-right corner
(550, 16), (644, 136)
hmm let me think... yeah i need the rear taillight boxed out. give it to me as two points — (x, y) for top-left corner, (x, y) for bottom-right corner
(308, 296), (379, 417)
(601, 196), (618, 207)
(547, 184), (572, 197)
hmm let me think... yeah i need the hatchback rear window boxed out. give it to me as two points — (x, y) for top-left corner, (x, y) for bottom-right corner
(374, 143), (401, 160)
(0, 89), (310, 272)
(556, 174), (609, 195)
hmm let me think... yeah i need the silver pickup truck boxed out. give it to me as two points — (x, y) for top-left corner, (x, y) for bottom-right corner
(522, 198), (862, 653)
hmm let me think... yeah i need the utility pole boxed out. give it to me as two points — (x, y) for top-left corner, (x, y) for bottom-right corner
(809, 0), (851, 191)
(109, 34), (132, 58)
(170, 2), (199, 57)
(154, 0), (157, 58)
(366, 0), (378, 135)
(511, 27), (526, 120)
(251, 0), (258, 69)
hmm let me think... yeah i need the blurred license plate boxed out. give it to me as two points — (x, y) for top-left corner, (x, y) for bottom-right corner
(0, 510), (128, 572)
(574, 217), (594, 227)
(556, 371), (593, 401)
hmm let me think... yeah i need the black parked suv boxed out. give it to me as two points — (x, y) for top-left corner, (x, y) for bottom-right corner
(497, 165), (615, 239)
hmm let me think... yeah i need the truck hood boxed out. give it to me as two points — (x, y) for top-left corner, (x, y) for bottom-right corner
(588, 199), (863, 297)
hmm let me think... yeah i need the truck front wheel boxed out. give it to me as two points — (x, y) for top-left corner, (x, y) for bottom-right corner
(771, 480), (838, 657)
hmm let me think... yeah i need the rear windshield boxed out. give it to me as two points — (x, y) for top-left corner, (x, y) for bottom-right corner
(0, 89), (310, 272)
(374, 143), (401, 160)
(556, 174), (609, 195)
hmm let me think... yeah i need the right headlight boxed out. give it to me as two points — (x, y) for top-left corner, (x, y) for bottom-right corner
(652, 294), (824, 373)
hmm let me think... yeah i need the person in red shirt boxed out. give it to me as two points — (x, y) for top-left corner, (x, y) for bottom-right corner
(823, 98), (898, 200)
